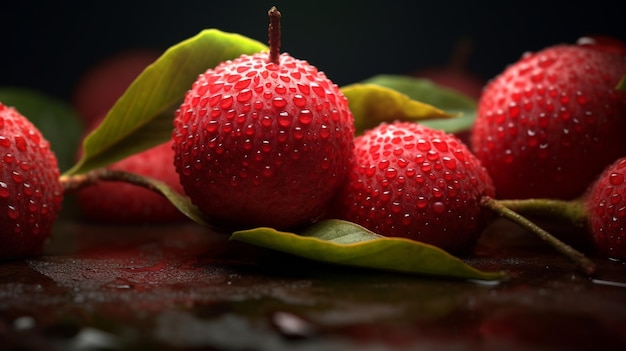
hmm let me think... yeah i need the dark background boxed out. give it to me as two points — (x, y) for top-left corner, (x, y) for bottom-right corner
(2, 0), (625, 102)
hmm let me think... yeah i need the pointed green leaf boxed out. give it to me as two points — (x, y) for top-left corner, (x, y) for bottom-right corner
(65, 29), (268, 176)
(340, 83), (457, 135)
(231, 219), (506, 281)
(0, 87), (84, 172)
(359, 75), (478, 133)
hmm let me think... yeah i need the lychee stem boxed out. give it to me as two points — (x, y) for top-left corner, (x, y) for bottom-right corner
(59, 169), (213, 227)
(60, 169), (162, 193)
(497, 198), (588, 228)
(481, 196), (596, 276)
(268, 6), (281, 65)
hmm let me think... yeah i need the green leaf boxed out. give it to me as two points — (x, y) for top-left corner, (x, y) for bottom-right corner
(341, 83), (457, 135)
(231, 219), (507, 281)
(65, 29), (268, 176)
(359, 75), (478, 133)
(0, 87), (84, 172)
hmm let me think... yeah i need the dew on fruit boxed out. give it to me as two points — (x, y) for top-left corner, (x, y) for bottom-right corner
(0, 181), (9, 198)
(236, 89), (252, 103)
(261, 115), (272, 127)
(272, 97), (287, 108)
(7, 205), (19, 220)
(417, 140), (431, 152)
(4, 153), (15, 163)
(275, 84), (287, 94)
(432, 201), (446, 214)
(310, 83), (326, 98)
(261, 140), (272, 153)
(293, 126), (305, 140)
(219, 95), (234, 110)
(384, 168), (397, 179)
(11, 171), (24, 183)
(432, 138), (449, 152)
(293, 94), (306, 107)
(427, 150), (439, 162)
(442, 157), (457, 170)
(209, 81), (224, 94)
(416, 196), (428, 209)
(609, 172), (624, 185)
(319, 125), (330, 139)
(278, 112), (291, 127)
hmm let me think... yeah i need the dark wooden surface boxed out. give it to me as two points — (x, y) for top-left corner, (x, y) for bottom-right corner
(1, 217), (625, 351)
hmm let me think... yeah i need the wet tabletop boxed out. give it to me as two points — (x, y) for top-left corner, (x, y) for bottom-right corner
(1, 216), (626, 351)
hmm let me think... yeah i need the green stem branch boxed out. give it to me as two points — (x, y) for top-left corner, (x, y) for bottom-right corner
(481, 196), (596, 276)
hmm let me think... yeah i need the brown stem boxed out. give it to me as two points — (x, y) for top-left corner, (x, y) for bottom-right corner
(59, 169), (214, 228)
(497, 198), (588, 228)
(60, 169), (162, 194)
(268, 6), (281, 65)
(481, 196), (596, 276)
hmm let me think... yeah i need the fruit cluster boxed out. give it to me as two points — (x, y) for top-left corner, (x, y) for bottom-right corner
(1, 8), (625, 274)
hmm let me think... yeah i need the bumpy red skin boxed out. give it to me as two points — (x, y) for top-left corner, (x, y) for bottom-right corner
(585, 157), (626, 260)
(471, 40), (626, 200)
(172, 52), (355, 229)
(0, 103), (63, 259)
(76, 140), (186, 223)
(335, 122), (495, 253)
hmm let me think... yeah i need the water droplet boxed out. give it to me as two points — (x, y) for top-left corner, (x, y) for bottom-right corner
(235, 78), (252, 90)
(319, 125), (330, 139)
(261, 115), (272, 127)
(293, 94), (306, 107)
(431, 187), (443, 198)
(4, 153), (15, 163)
(209, 81), (224, 94)
(204, 120), (219, 133)
(293, 127), (304, 140)
(310, 83), (326, 98)
(609, 172), (624, 185)
(272, 97), (287, 108)
(261, 140), (272, 153)
(275, 84), (287, 94)
(508, 102), (520, 118)
(0, 181), (9, 198)
(237, 89), (252, 103)
(298, 110), (313, 125)
(385, 168), (397, 179)
(220, 95), (234, 109)
(7, 205), (19, 219)
(208, 94), (222, 107)
(0, 136), (10, 147)
(417, 140), (431, 152)
(27, 200), (37, 213)
(416, 196), (428, 209)
(278, 112), (291, 127)
(432, 201), (446, 214)
(244, 124), (256, 136)
(442, 157), (457, 170)
(11, 171), (24, 183)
